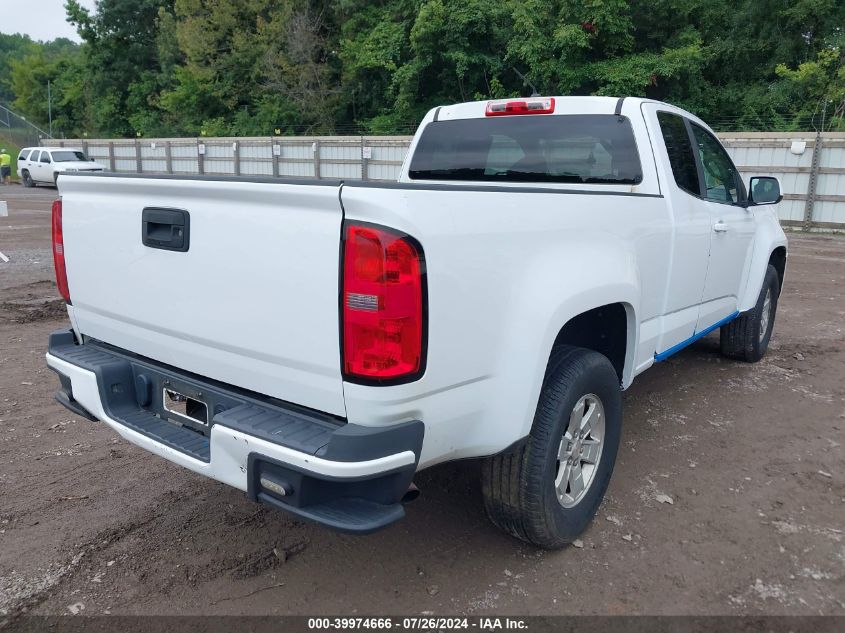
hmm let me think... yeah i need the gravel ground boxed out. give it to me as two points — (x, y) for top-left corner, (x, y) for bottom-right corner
(0, 185), (843, 620)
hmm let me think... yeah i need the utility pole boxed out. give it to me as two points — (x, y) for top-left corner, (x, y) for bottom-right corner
(803, 99), (828, 231)
(47, 80), (53, 138)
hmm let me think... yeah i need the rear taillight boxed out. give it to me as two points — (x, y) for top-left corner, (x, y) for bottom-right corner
(342, 223), (426, 383)
(485, 97), (555, 116)
(51, 199), (71, 303)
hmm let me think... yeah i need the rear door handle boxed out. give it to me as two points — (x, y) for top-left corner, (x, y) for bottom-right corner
(713, 221), (729, 233)
(142, 207), (190, 252)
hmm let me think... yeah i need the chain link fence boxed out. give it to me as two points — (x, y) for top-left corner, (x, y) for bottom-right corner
(1, 103), (52, 148)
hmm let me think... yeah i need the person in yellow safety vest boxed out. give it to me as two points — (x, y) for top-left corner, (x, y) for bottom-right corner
(0, 149), (11, 185)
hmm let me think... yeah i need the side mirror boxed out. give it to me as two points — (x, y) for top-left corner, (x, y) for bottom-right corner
(748, 176), (782, 205)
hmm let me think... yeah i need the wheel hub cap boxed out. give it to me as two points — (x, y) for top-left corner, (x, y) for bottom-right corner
(759, 288), (772, 342)
(555, 393), (605, 508)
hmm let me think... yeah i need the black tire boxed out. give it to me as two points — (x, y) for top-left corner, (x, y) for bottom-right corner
(720, 264), (780, 362)
(481, 345), (622, 549)
(22, 170), (35, 188)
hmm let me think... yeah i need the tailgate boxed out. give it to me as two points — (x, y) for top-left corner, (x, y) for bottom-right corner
(59, 175), (346, 416)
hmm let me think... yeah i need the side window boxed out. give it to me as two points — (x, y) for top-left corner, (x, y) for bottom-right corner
(41, 152), (52, 164)
(18, 150), (30, 161)
(690, 124), (741, 204)
(31, 151), (41, 162)
(657, 112), (699, 196)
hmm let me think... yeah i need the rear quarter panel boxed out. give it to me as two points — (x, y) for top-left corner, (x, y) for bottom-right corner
(340, 183), (671, 467)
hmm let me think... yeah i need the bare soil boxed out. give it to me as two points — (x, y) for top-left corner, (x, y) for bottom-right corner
(0, 185), (843, 619)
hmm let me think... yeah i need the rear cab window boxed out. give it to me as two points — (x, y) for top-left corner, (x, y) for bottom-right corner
(408, 115), (643, 185)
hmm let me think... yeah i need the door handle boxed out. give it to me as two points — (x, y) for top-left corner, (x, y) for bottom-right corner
(142, 207), (190, 252)
(713, 221), (729, 233)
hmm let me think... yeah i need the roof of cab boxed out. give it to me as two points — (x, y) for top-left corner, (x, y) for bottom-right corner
(432, 96), (643, 122)
(424, 95), (714, 136)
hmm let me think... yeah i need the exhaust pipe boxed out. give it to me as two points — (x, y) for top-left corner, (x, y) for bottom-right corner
(401, 482), (420, 504)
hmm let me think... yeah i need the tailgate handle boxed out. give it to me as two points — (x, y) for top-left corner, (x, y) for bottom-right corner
(142, 207), (190, 252)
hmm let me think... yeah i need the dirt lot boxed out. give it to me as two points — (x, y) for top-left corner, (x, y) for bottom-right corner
(0, 185), (843, 620)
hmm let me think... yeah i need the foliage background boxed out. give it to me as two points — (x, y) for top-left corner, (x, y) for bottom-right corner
(1, 0), (843, 138)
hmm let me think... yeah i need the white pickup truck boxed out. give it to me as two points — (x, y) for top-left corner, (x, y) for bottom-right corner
(46, 96), (787, 548)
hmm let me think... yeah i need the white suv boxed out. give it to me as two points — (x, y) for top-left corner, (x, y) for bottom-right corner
(17, 147), (105, 187)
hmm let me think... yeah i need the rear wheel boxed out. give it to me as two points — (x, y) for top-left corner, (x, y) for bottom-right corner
(22, 170), (35, 188)
(481, 345), (622, 549)
(720, 264), (780, 362)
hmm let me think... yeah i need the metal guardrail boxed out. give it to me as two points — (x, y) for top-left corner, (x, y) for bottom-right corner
(47, 132), (845, 230)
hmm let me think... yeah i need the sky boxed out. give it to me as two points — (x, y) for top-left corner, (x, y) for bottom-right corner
(0, 0), (97, 43)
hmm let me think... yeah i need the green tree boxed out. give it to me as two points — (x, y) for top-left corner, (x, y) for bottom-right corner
(4, 0), (845, 137)
(9, 45), (87, 136)
(336, 0), (417, 131)
(158, 0), (328, 135)
(395, 0), (512, 119)
(66, 0), (174, 136)
(0, 34), (40, 103)
(776, 43), (845, 129)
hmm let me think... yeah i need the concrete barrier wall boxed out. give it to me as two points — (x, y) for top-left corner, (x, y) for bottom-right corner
(48, 132), (845, 231)
(719, 132), (845, 231)
(57, 136), (413, 183)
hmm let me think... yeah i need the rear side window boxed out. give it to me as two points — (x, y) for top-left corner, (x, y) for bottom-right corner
(657, 112), (699, 196)
(41, 152), (51, 164)
(408, 115), (642, 184)
(18, 150), (31, 161)
(51, 150), (88, 162)
(690, 124), (742, 204)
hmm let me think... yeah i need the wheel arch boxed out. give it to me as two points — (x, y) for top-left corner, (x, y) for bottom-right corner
(548, 302), (636, 387)
(738, 216), (788, 312)
(769, 245), (787, 291)
(494, 279), (640, 447)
